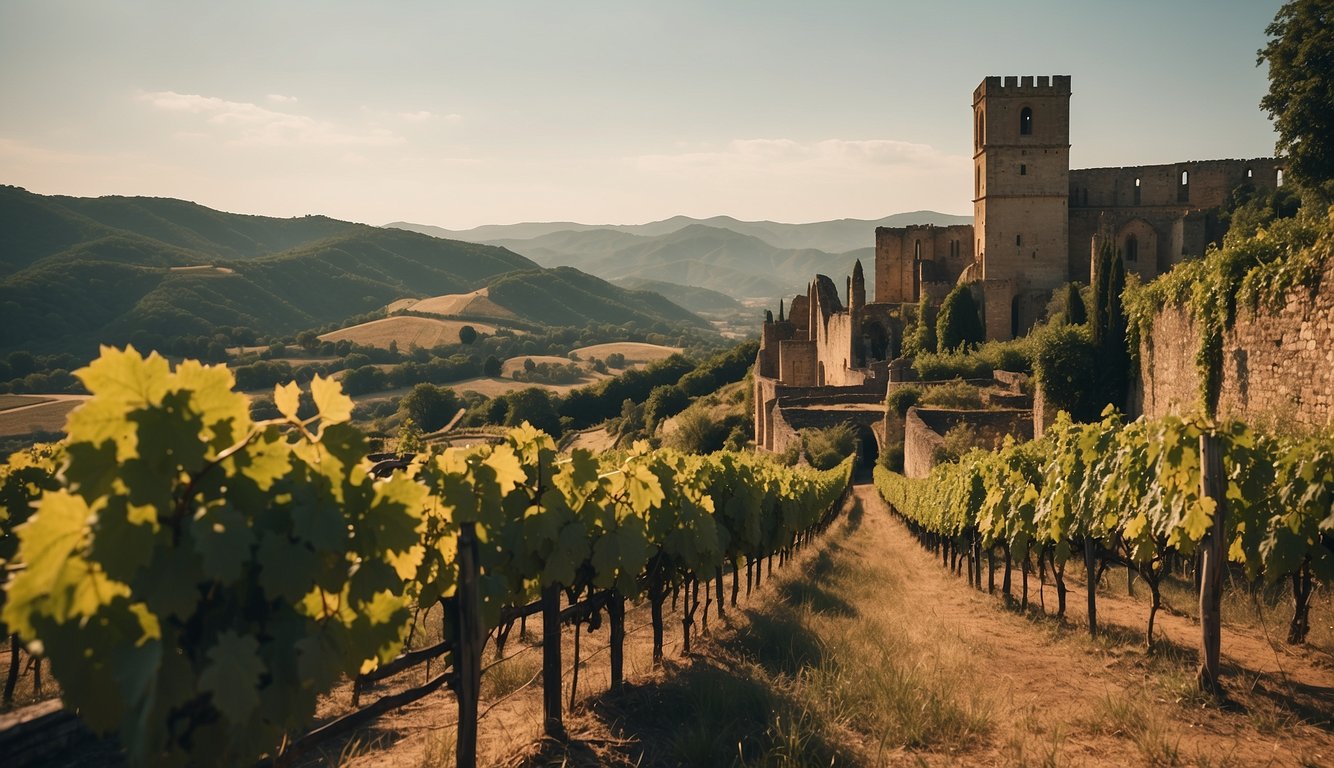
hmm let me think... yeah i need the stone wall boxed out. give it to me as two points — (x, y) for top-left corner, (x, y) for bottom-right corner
(903, 406), (1034, 479)
(1135, 257), (1334, 431)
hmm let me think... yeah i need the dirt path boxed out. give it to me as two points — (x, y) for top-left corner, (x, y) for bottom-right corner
(855, 484), (1333, 766)
(269, 483), (1334, 766)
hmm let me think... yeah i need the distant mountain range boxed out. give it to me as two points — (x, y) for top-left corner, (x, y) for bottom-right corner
(0, 187), (707, 356)
(386, 211), (970, 302)
(387, 211), (970, 254)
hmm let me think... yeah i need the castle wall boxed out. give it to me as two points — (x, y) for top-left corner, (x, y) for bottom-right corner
(1135, 255), (1334, 432)
(1066, 159), (1281, 284)
(778, 340), (818, 387)
(873, 225), (975, 303)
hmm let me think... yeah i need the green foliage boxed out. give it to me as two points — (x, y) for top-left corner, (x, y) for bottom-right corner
(905, 292), (937, 357)
(1124, 211), (1329, 415)
(935, 285), (985, 352)
(1058, 282), (1087, 326)
(886, 386), (923, 417)
(802, 423), (858, 471)
(458, 325), (478, 345)
(913, 337), (1035, 380)
(1034, 323), (1102, 422)
(875, 411), (1334, 644)
(399, 383), (461, 433)
(503, 387), (562, 437)
(644, 384), (690, 429)
(2, 348), (421, 766)
(1258, 0), (1334, 199)
(0, 346), (856, 767)
(920, 380), (983, 410)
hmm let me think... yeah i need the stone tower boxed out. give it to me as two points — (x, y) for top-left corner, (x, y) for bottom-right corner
(972, 75), (1071, 339)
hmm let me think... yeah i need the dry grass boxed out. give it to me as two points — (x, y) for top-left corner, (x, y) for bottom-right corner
(403, 290), (519, 321)
(0, 395), (53, 411)
(569, 342), (681, 364)
(500, 355), (581, 376)
(319, 317), (500, 350)
(0, 398), (84, 437)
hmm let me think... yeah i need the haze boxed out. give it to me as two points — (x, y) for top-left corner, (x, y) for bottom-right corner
(0, 0), (1281, 229)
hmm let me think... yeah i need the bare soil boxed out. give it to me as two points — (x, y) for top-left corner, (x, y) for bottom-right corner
(323, 483), (1333, 767)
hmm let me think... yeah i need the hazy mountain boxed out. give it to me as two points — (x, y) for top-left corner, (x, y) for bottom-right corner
(612, 278), (744, 314)
(0, 187), (708, 355)
(387, 211), (965, 302)
(387, 210), (969, 255)
(483, 223), (874, 301)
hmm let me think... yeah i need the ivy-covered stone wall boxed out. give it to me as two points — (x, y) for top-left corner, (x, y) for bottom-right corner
(1134, 257), (1334, 431)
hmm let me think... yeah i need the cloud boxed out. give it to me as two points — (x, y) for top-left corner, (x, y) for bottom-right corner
(395, 110), (462, 124)
(634, 137), (962, 177)
(138, 90), (403, 148)
(266, 93), (299, 104)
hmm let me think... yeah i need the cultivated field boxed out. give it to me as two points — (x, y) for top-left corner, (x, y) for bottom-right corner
(203, 483), (1334, 767)
(500, 355), (581, 377)
(319, 316), (499, 350)
(445, 373), (607, 399)
(0, 395), (87, 437)
(397, 288), (520, 321)
(571, 342), (681, 364)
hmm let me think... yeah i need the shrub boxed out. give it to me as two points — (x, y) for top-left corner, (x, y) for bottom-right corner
(886, 386), (923, 417)
(802, 423), (858, 470)
(920, 380), (983, 410)
(1034, 323), (1101, 422)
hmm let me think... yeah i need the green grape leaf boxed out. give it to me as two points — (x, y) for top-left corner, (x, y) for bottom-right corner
(75, 346), (171, 406)
(274, 381), (301, 422)
(257, 534), (318, 603)
(310, 374), (353, 426)
(199, 631), (265, 728)
(191, 504), (254, 584)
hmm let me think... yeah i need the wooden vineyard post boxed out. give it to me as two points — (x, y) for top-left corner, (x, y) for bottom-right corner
(609, 591), (625, 689)
(455, 523), (484, 768)
(1198, 433), (1226, 693)
(1084, 536), (1098, 638)
(541, 582), (564, 737)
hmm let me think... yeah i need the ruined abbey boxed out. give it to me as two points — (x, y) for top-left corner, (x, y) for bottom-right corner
(754, 74), (1284, 455)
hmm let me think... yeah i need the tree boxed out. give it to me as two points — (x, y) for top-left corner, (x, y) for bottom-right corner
(935, 284), (985, 351)
(505, 387), (561, 436)
(483, 355), (502, 377)
(399, 383), (460, 432)
(1259, 0), (1334, 199)
(904, 291), (936, 357)
(643, 384), (689, 429)
(1060, 282), (1088, 326)
(458, 325), (478, 344)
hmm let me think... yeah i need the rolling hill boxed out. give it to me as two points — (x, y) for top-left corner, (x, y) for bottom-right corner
(487, 224), (873, 301)
(387, 210), (970, 254)
(388, 211), (968, 302)
(0, 187), (709, 356)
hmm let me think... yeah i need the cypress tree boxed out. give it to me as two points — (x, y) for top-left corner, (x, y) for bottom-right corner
(936, 284), (985, 351)
(1061, 282), (1088, 325)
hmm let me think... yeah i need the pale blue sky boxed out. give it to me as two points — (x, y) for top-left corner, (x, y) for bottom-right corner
(0, 1), (1283, 228)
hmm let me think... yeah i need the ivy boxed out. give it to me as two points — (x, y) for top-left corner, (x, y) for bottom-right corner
(1122, 209), (1331, 415)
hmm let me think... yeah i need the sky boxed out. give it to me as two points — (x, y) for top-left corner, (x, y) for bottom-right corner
(0, 1), (1285, 229)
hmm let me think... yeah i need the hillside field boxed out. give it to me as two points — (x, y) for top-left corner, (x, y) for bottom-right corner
(572, 341), (681, 364)
(318, 316), (499, 350)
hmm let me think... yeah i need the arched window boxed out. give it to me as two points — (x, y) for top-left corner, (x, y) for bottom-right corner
(1178, 169), (1190, 203)
(1020, 107), (1033, 135)
(1277, 168), (1285, 187)
(1125, 234), (1139, 263)
(914, 239), (921, 260)
(975, 166), (981, 197)
(1133, 177), (1141, 205)
(978, 111), (986, 146)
